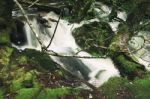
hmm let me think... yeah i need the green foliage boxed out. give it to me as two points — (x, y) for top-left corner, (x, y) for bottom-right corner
(73, 22), (113, 56)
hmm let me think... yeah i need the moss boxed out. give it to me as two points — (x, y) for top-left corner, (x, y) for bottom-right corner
(101, 77), (132, 99)
(108, 23), (130, 54)
(8, 48), (28, 70)
(0, 32), (10, 44)
(0, 46), (13, 66)
(15, 88), (40, 99)
(100, 74), (150, 99)
(73, 22), (114, 56)
(128, 74), (150, 99)
(0, 89), (4, 99)
(17, 56), (28, 65)
(112, 54), (145, 78)
(11, 69), (41, 91)
(38, 87), (72, 99)
(23, 49), (57, 71)
(108, 34), (120, 53)
(15, 87), (78, 99)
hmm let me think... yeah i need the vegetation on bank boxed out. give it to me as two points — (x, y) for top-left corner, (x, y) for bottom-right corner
(0, 45), (150, 99)
(0, 0), (150, 98)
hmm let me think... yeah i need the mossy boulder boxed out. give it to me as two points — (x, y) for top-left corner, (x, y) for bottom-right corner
(100, 77), (133, 99)
(101, 74), (150, 99)
(10, 69), (41, 92)
(22, 49), (57, 71)
(128, 74), (150, 99)
(73, 21), (114, 56)
(112, 54), (145, 79)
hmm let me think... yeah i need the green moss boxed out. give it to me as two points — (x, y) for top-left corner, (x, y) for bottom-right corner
(17, 56), (28, 65)
(0, 32), (9, 44)
(23, 49), (57, 71)
(128, 74), (150, 99)
(38, 88), (72, 99)
(116, 55), (137, 73)
(15, 88), (40, 99)
(108, 34), (120, 53)
(0, 46), (13, 66)
(11, 79), (23, 91)
(113, 54), (145, 78)
(15, 87), (78, 99)
(101, 74), (150, 99)
(101, 77), (131, 99)
(0, 89), (4, 99)
(11, 69), (41, 91)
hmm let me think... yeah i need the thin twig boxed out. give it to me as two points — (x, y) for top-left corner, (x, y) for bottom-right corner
(45, 49), (106, 59)
(28, 0), (39, 8)
(46, 11), (62, 49)
(13, 0), (106, 59)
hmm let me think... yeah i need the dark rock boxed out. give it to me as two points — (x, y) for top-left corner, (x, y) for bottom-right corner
(22, 80), (33, 88)
(10, 19), (27, 46)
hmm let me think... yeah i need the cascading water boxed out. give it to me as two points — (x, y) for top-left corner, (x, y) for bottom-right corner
(12, 11), (120, 87)
(128, 31), (150, 70)
(94, 2), (150, 71)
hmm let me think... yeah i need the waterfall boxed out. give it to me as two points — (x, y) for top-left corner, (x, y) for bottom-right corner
(12, 11), (120, 87)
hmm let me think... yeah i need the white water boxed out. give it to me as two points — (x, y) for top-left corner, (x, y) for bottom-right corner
(128, 31), (150, 70)
(12, 11), (120, 87)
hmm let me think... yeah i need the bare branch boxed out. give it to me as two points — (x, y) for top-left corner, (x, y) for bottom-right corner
(44, 49), (107, 59)
(46, 11), (62, 49)
(28, 0), (39, 8)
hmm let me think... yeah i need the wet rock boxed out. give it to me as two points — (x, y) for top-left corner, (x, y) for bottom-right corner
(10, 19), (27, 46)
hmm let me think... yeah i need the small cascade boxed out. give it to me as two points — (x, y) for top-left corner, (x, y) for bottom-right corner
(12, 11), (120, 87)
(128, 31), (150, 70)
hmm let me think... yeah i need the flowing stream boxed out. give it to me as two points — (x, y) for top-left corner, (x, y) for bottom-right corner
(12, 3), (150, 87)
(12, 11), (120, 87)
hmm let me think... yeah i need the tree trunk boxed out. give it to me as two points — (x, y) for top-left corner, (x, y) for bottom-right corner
(0, 0), (14, 44)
